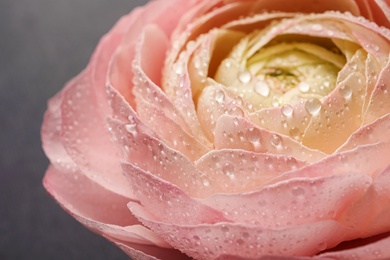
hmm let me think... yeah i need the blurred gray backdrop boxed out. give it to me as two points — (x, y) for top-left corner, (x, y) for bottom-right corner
(0, 1), (148, 259)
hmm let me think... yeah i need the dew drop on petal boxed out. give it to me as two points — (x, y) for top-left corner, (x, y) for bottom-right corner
(318, 242), (327, 251)
(174, 62), (184, 75)
(339, 85), (352, 99)
(125, 123), (138, 136)
(298, 82), (310, 93)
(215, 90), (225, 103)
(289, 127), (301, 140)
(270, 134), (282, 147)
(281, 104), (294, 117)
(201, 175), (210, 187)
(254, 81), (270, 97)
(222, 162), (235, 180)
(238, 70), (252, 84)
(245, 127), (261, 143)
(305, 98), (322, 115)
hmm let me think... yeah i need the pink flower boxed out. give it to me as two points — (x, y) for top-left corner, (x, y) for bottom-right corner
(42, 0), (390, 259)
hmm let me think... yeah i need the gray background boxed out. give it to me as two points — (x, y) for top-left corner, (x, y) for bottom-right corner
(0, 1), (148, 259)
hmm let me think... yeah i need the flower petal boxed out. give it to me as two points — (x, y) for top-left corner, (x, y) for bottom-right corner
(203, 174), (371, 228)
(195, 149), (307, 193)
(129, 202), (347, 259)
(43, 165), (166, 247)
(132, 25), (211, 160)
(364, 57), (390, 124)
(214, 115), (326, 163)
(337, 114), (390, 152)
(108, 117), (218, 198)
(121, 162), (229, 224)
(114, 241), (190, 260)
(317, 233), (390, 260)
(271, 142), (390, 183)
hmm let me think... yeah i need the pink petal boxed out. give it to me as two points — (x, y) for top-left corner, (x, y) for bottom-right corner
(43, 165), (167, 247)
(41, 89), (77, 172)
(317, 233), (390, 259)
(204, 174), (371, 228)
(121, 162), (229, 224)
(338, 114), (390, 152)
(107, 0), (201, 106)
(214, 115), (326, 163)
(195, 149), (307, 193)
(337, 165), (390, 240)
(226, 0), (360, 15)
(354, 0), (390, 28)
(129, 203), (347, 259)
(59, 70), (132, 198)
(271, 142), (390, 183)
(131, 25), (211, 160)
(115, 241), (190, 260)
(364, 59), (390, 125)
(44, 9), (148, 199)
(108, 118), (218, 198)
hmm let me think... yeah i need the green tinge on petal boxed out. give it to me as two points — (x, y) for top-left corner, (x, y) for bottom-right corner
(214, 35), (346, 109)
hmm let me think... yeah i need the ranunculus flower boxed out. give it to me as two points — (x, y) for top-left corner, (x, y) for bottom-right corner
(42, 0), (390, 259)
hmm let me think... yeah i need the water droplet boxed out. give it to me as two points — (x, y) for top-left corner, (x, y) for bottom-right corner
(298, 82), (310, 93)
(339, 85), (352, 99)
(305, 98), (322, 115)
(281, 105), (294, 117)
(254, 81), (270, 97)
(245, 127), (261, 143)
(238, 70), (252, 84)
(201, 176), (210, 187)
(289, 127), (301, 140)
(222, 162), (235, 180)
(318, 242), (327, 251)
(125, 123), (138, 136)
(270, 134), (282, 147)
(174, 62), (184, 75)
(215, 90), (225, 103)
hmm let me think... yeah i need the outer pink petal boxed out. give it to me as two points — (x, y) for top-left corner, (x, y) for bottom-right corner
(225, 0), (360, 15)
(41, 89), (77, 172)
(317, 233), (390, 259)
(59, 70), (132, 198)
(107, 0), (200, 106)
(355, 0), (390, 28)
(108, 118), (217, 198)
(337, 165), (390, 240)
(129, 203), (348, 259)
(203, 174), (371, 228)
(43, 165), (168, 247)
(114, 241), (190, 260)
(270, 142), (390, 183)
(45, 10), (147, 199)
(195, 149), (307, 193)
(338, 114), (390, 152)
(121, 162), (229, 225)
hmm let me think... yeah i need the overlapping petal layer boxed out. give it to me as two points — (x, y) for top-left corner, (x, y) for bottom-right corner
(42, 0), (390, 259)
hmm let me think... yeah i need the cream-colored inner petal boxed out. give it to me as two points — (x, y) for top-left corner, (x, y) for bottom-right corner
(214, 34), (345, 110)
